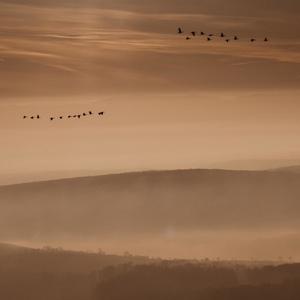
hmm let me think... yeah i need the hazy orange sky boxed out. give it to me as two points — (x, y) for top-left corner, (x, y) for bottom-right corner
(0, 0), (300, 184)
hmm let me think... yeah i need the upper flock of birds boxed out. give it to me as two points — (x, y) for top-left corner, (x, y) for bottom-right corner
(177, 27), (269, 42)
(23, 111), (104, 121)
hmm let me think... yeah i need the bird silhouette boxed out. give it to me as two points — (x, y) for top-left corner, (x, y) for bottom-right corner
(83, 113), (86, 116)
(30, 116), (34, 119)
(250, 38), (256, 42)
(191, 31), (196, 36)
(264, 37), (268, 42)
(68, 115), (71, 118)
(178, 27), (183, 34)
(98, 112), (104, 116)
(59, 116), (63, 119)
(186, 37), (191, 40)
(89, 111), (93, 115)
(77, 115), (81, 118)
(23, 116), (27, 119)
(50, 117), (54, 121)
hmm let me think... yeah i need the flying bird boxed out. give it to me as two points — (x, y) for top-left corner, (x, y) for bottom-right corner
(177, 27), (183, 34)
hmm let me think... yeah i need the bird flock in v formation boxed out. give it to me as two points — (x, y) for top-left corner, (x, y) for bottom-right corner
(177, 27), (269, 42)
(23, 111), (104, 121)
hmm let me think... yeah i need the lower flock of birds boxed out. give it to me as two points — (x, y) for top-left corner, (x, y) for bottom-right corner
(23, 111), (104, 121)
(178, 27), (269, 43)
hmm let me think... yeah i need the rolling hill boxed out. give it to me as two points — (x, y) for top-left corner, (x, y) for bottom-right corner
(0, 168), (300, 258)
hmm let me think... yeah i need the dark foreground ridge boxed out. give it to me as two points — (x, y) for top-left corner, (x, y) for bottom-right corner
(0, 243), (300, 300)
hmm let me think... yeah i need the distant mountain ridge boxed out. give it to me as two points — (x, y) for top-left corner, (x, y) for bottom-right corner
(0, 168), (300, 245)
(1, 166), (299, 188)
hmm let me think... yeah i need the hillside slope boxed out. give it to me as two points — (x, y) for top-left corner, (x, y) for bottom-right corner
(0, 169), (299, 242)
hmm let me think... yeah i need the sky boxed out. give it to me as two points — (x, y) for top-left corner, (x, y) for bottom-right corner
(0, 0), (300, 185)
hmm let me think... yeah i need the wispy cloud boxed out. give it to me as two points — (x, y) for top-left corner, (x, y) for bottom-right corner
(0, 2), (299, 97)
